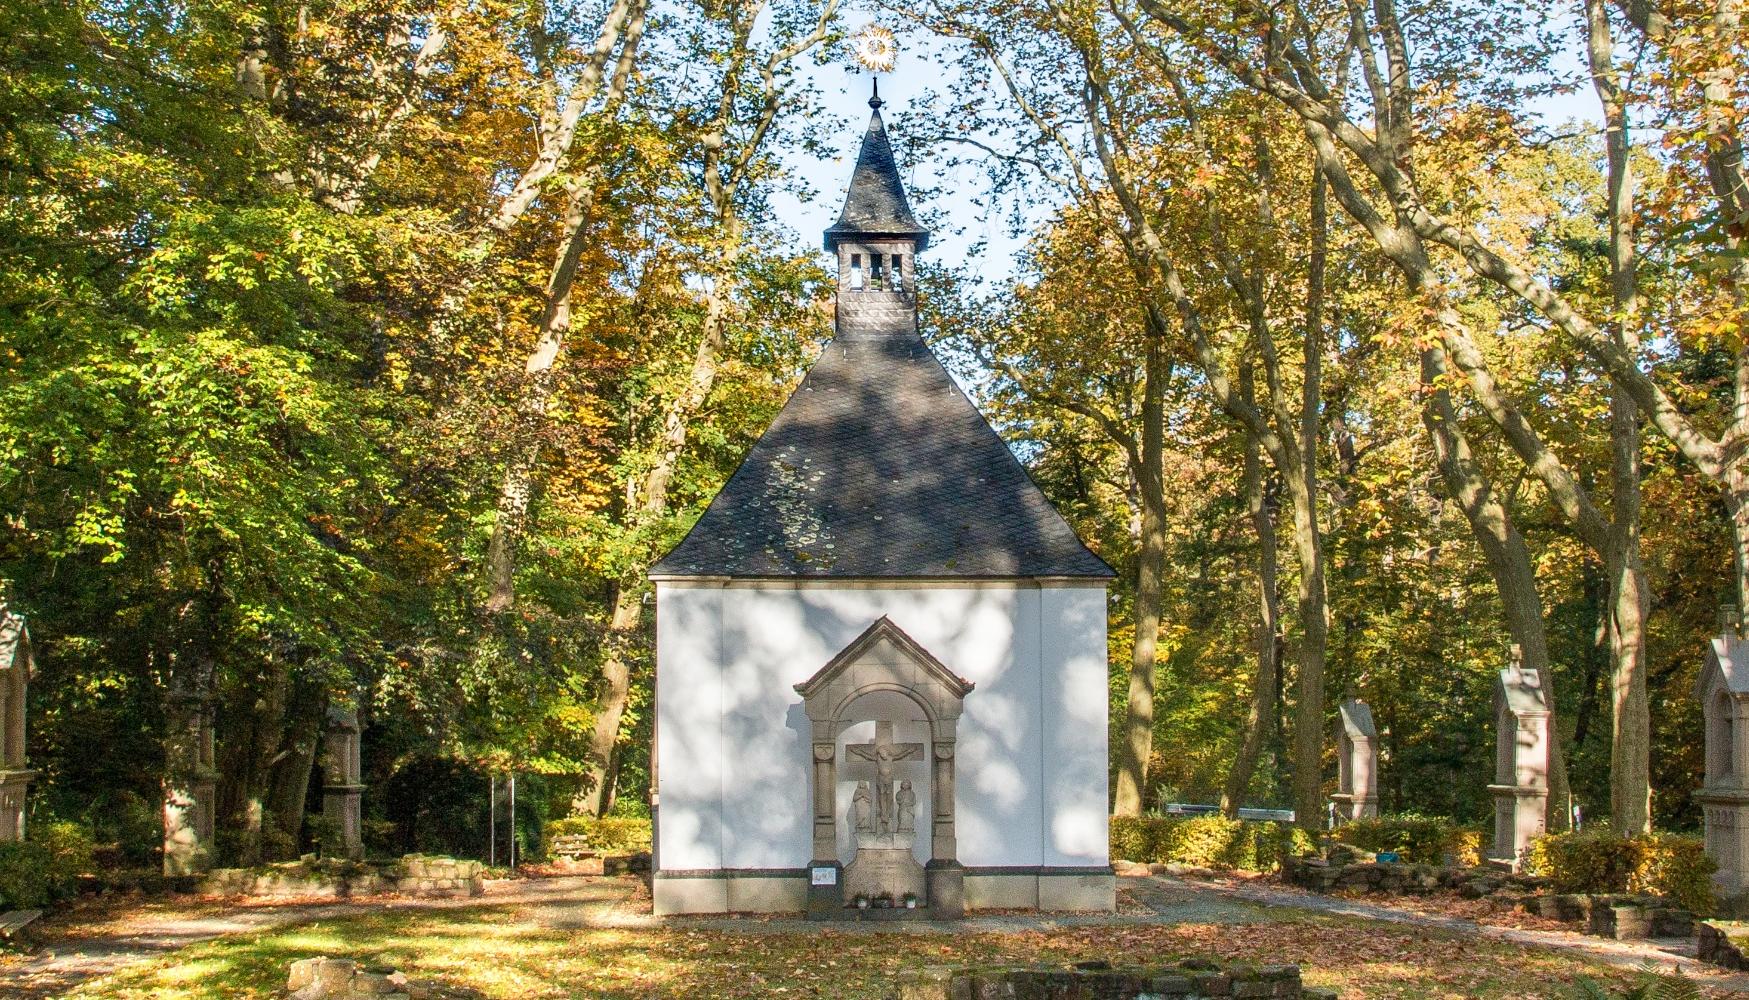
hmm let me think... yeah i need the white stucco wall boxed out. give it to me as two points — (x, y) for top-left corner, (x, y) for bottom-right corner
(653, 580), (1110, 873)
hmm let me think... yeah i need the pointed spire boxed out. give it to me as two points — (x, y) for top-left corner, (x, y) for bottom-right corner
(823, 82), (929, 252)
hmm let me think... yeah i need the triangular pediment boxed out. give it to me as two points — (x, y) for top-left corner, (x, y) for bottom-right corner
(1338, 699), (1376, 740)
(1496, 666), (1549, 718)
(794, 616), (973, 711)
(0, 608), (29, 676)
(1701, 634), (1749, 701)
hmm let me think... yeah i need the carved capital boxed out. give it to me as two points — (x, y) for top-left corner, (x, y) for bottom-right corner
(933, 743), (954, 760)
(813, 743), (836, 762)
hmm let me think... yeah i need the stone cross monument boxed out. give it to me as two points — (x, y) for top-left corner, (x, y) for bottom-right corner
(323, 705), (365, 861)
(0, 605), (37, 841)
(846, 722), (923, 845)
(1697, 611), (1749, 913)
(1331, 698), (1379, 822)
(1489, 647), (1550, 868)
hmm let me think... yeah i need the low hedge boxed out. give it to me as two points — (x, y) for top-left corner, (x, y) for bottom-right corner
(544, 815), (652, 854)
(1525, 828), (1715, 915)
(1332, 814), (1484, 866)
(0, 821), (96, 910)
(1110, 814), (1314, 873)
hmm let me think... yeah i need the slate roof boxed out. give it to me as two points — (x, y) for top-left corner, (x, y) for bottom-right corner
(650, 319), (1113, 579)
(822, 94), (930, 253)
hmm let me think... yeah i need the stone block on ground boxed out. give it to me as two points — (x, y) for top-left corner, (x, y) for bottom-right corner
(885, 959), (1323, 998)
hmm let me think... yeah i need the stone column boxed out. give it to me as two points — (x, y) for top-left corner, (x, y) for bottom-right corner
(1488, 653), (1549, 869)
(0, 609), (36, 842)
(1698, 620), (1749, 912)
(805, 721), (842, 916)
(322, 707), (365, 861)
(925, 731), (963, 918)
(163, 684), (216, 875)
(1332, 699), (1379, 823)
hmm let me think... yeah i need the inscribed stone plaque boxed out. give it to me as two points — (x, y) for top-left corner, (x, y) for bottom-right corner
(843, 847), (925, 904)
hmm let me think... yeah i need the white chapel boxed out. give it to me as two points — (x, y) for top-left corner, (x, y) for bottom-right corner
(647, 88), (1116, 918)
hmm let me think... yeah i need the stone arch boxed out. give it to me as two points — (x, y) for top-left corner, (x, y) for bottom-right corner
(1710, 686), (1736, 785)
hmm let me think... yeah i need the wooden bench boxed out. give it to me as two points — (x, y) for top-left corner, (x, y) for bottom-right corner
(0, 909), (42, 940)
(549, 834), (596, 860)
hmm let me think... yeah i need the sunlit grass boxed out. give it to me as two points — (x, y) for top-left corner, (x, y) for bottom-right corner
(65, 899), (1709, 999)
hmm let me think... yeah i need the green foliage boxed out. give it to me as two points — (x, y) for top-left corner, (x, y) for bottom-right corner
(0, 821), (96, 910)
(1333, 814), (1485, 866)
(1526, 829), (1716, 915)
(1109, 814), (1313, 872)
(545, 816), (652, 854)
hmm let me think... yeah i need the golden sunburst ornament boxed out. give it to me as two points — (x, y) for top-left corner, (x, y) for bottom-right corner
(849, 24), (898, 74)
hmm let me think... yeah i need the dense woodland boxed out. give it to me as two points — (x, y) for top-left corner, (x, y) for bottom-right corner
(0, 0), (1744, 866)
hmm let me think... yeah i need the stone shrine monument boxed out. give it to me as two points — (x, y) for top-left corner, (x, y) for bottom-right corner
(1331, 698), (1378, 823)
(647, 85), (1116, 917)
(1489, 648), (1550, 868)
(323, 706), (365, 861)
(163, 665), (217, 875)
(0, 603), (37, 841)
(1697, 614), (1749, 911)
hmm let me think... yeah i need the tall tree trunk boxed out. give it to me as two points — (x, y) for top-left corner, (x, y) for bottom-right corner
(1421, 344), (1571, 828)
(1587, 0), (1651, 834)
(479, 1), (647, 611)
(1113, 335), (1168, 816)
(577, 584), (642, 816)
(577, 261), (740, 817)
(1286, 165), (1329, 831)
(1223, 374), (1280, 815)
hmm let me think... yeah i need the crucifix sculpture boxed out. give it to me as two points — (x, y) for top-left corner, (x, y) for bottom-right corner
(845, 721), (923, 836)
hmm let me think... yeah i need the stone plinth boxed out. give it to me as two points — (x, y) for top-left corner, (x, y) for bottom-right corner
(1332, 699), (1379, 823)
(844, 848), (925, 906)
(163, 679), (216, 875)
(1699, 627), (1749, 909)
(0, 606), (35, 841)
(1489, 655), (1549, 868)
(323, 706), (365, 861)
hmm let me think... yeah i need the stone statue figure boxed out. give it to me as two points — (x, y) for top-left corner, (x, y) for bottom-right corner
(895, 780), (916, 834)
(852, 781), (873, 835)
(875, 743), (897, 835)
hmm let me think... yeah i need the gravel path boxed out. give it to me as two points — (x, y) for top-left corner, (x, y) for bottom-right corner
(5, 872), (1749, 996)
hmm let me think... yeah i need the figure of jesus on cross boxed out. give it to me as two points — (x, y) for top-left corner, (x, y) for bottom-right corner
(845, 721), (922, 838)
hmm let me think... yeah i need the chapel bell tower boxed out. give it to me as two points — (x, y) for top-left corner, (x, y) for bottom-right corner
(823, 85), (930, 333)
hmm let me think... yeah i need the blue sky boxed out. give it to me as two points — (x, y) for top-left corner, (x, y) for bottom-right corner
(765, 16), (1605, 289)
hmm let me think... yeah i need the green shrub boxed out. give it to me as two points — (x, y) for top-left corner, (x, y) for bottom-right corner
(0, 821), (96, 910)
(1108, 814), (1312, 873)
(544, 815), (652, 854)
(1526, 828), (1716, 915)
(1334, 814), (1484, 866)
